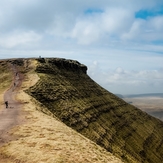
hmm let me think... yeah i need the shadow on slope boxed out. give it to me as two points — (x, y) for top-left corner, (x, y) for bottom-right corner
(27, 58), (163, 163)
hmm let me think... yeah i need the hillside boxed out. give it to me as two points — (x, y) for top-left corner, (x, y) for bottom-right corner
(0, 59), (13, 106)
(26, 58), (163, 163)
(0, 58), (123, 163)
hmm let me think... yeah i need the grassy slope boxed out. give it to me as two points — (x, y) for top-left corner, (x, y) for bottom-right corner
(0, 60), (13, 109)
(0, 59), (123, 163)
(27, 58), (163, 163)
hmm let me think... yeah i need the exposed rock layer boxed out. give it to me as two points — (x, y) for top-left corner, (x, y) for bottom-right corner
(27, 58), (163, 163)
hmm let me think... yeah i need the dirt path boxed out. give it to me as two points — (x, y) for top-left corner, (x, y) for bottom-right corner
(0, 64), (24, 147)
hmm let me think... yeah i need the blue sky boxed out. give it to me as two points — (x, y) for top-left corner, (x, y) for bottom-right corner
(135, 6), (163, 19)
(0, 0), (163, 94)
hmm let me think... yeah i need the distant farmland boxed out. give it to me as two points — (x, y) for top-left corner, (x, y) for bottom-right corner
(123, 94), (163, 121)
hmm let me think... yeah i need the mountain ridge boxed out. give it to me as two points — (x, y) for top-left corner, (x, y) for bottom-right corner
(0, 58), (124, 163)
(26, 58), (163, 163)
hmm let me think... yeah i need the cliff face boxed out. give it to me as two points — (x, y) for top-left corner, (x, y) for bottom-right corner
(27, 58), (163, 163)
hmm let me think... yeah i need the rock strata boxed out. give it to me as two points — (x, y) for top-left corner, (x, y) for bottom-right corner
(27, 58), (163, 163)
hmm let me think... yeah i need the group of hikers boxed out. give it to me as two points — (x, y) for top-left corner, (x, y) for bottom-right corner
(5, 71), (18, 109)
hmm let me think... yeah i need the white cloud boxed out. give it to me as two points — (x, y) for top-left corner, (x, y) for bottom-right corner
(89, 67), (163, 94)
(122, 15), (163, 42)
(71, 7), (134, 45)
(147, 16), (163, 33)
(121, 19), (145, 40)
(101, 8), (133, 34)
(88, 54), (163, 94)
(0, 31), (41, 48)
(72, 19), (101, 45)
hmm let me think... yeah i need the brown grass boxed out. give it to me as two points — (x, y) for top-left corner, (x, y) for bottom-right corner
(0, 59), (123, 163)
(0, 61), (12, 110)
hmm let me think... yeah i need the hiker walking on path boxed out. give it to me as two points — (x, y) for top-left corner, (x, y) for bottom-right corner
(0, 60), (24, 149)
(5, 101), (8, 108)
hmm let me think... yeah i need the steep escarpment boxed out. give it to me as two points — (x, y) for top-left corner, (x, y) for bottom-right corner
(27, 58), (163, 163)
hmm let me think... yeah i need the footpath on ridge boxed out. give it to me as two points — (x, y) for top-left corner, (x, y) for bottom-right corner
(0, 63), (24, 147)
(0, 59), (123, 163)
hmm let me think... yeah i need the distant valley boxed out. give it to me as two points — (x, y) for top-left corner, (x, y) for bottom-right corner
(122, 93), (163, 121)
(123, 93), (163, 98)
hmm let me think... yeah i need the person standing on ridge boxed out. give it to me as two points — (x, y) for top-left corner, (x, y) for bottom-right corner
(5, 101), (8, 108)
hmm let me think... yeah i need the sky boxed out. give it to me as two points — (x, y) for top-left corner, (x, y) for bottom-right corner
(0, 0), (163, 95)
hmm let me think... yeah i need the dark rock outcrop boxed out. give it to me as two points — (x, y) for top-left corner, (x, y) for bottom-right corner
(11, 59), (24, 66)
(36, 58), (87, 74)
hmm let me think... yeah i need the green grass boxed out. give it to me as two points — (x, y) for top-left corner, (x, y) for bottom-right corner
(27, 58), (163, 163)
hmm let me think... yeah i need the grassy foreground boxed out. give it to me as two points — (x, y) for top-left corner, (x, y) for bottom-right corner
(0, 59), (123, 163)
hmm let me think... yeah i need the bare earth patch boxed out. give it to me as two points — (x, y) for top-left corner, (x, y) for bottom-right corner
(0, 61), (123, 163)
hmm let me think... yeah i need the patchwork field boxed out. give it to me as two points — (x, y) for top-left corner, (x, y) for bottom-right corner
(123, 96), (163, 121)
